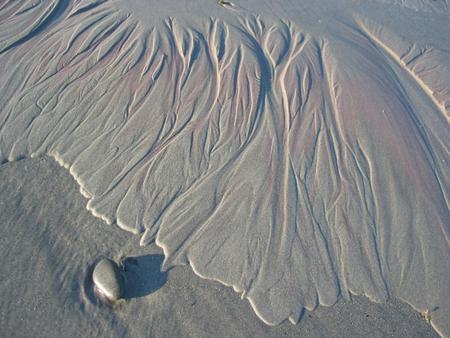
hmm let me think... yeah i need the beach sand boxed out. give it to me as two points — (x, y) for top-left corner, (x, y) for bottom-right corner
(0, 0), (449, 336)
(0, 157), (439, 337)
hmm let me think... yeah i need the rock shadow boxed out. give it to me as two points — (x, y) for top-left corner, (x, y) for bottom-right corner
(122, 254), (167, 299)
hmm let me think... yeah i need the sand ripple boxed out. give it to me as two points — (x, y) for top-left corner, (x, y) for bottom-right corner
(0, 0), (448, 335)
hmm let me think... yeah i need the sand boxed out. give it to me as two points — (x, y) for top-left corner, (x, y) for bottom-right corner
(0, 157), (439, 337)
(0, 0), (449, 336)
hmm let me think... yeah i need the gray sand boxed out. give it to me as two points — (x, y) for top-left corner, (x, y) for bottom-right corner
(0, 157), (438, 337)
(0, 0), (449, 336)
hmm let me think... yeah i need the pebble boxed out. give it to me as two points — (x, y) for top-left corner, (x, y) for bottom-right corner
(92, 258), (125, 302)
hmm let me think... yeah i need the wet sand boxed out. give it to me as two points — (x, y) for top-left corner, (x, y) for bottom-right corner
(0, 157), (439, 337)
(0, 0), (449, 336)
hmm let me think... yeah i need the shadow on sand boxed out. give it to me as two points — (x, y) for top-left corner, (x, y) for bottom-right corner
(122, 254), (167, 299)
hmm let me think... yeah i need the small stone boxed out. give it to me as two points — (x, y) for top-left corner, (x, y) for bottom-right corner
(92, 258), (125, 302)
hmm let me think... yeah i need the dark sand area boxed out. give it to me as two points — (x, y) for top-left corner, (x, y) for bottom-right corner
(0, 157), (439, 337)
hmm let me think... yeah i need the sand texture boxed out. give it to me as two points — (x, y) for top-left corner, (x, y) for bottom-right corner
(0, 0), (449, 336)
(0, 157), (440, 337)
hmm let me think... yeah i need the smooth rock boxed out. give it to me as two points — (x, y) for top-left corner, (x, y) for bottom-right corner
(92, 258), (125, 302)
